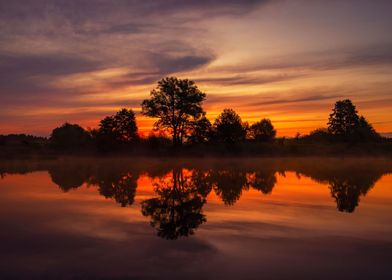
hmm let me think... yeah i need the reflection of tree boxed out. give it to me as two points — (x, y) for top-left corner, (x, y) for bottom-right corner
(3, 159), (390, 215)
(48, 162), (139, 207)
(292, 161), (385, 213)
(329, 176), (378, 213)
(49, 164), (91, 192)
(141, 169), (209, 240)
(89, 169), (138, 207)
(247, 170), (277, 194)
(211, 170), (248, 205)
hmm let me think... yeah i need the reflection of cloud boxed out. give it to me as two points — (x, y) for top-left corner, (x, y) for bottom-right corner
(0, 215), (217, 278)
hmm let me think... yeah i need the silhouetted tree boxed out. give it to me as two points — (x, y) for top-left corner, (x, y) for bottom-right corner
(144, 133), (172, 152)
(141, 77), (206, 146)
(50, 123), (91, 150)
(213, 109), (247, 143)
(302, 128), (331, 142)
(141, 169), (207, 239)
(357, 116), (380, 141)
(0, 134), (47, 146)
(96, 108), (138, 151)
(328, 99), (379, 141)
(249, 118), (276, 142)
(188, 115), (213, 144)
(328, 99), (360, 138)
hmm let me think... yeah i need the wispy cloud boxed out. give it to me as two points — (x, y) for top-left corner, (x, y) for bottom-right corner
(0, 0), (391, 135)
(248, 94), (342, 107)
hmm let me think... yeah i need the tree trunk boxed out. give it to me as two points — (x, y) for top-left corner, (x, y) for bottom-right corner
(173, 126), (178, 146)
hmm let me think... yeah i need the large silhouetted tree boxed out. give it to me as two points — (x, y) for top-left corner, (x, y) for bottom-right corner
(249, 118), (276, 142)
(328, 99), (359, 138)
(141, 77), (206, 146)
(327, 99), (379, 141)
(213, 109), (247, 143)
(50, 123), (91, 150)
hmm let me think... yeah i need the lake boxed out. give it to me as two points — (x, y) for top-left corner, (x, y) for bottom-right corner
(0, 158), (391, 280)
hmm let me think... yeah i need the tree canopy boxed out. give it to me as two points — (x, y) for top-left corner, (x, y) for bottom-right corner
(98, 108), (138, 142)
(213, 109), (247, 143)
(249, 118), (276, 142)
(17, 77), (388, 155)
(50, 123), (91, 150)
(96, 108), (138, 150)
(328, 99), (380, 141)
(188, 115), (212, 144)
(141, 77), (206, 146)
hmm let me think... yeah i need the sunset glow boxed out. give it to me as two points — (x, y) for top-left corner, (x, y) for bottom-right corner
(1, 0), (391, 136)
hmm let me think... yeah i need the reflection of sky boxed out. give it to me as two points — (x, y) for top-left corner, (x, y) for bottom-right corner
(0, 171), (391, 279)
(1, 0), (392, 136)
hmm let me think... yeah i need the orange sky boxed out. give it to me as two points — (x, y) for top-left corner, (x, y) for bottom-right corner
(1, 0), (391, 137)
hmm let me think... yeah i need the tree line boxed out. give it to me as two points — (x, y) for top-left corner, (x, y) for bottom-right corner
(50, 77), (383, 149)
(1, 76), (388, 156)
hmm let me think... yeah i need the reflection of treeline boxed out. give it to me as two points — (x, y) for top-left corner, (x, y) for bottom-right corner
(41, 161), (392, 237)
(284, 159), (390, 213)
(2, 158), (390, 240)
(48, 161), (141, 207)
(1, 77), (391, 157)
(2, 158), (390, 216)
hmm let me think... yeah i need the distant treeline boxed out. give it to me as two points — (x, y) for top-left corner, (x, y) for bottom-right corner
(1, 77), (391, 157)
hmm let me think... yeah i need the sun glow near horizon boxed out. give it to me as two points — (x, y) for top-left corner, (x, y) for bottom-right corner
(0, 0), (391, 137)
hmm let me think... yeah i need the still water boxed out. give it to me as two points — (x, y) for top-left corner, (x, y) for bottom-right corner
(0, 158), (391, 280)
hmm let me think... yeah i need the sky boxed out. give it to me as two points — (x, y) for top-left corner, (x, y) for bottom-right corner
(1, 0), (392, 137)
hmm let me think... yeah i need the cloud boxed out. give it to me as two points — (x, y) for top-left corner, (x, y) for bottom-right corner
(0, 53), (103, 95)
(216, 45), (392, 74)
(0, 0), (271, 26)
(0, 0), (391, 135)
(205, 87), (345, 108)
(152, 53), (215, 75)
(248, 94), (342, 107)
(197, 73), (304, 86)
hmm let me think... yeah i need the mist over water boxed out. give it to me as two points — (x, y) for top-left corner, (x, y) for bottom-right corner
(0, 158), (391, 279)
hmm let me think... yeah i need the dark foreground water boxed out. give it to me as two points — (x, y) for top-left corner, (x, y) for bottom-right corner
(0, 158), (391, 280)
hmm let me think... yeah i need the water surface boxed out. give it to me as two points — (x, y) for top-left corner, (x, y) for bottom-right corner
(0, 158), (391, 280)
